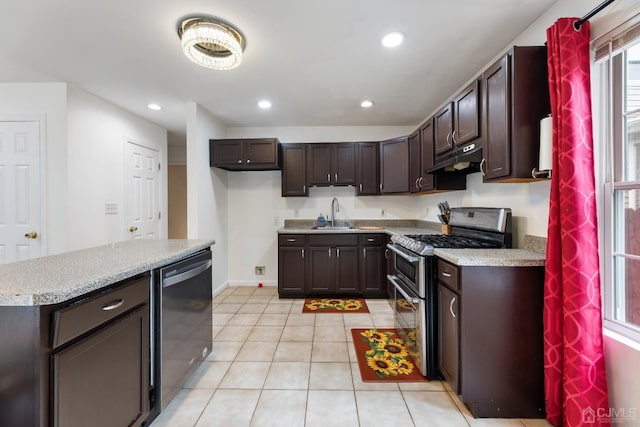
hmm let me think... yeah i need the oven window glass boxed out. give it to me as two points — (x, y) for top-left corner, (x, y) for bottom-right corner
(396, 255), (417, 284)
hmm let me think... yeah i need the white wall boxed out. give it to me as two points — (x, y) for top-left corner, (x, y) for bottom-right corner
(186, 103), (228, 294)
(0, 83), (69, 255)
(66, 85), (168, 250)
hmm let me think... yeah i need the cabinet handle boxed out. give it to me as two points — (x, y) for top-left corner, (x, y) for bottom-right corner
(446, 133), (452, 145)
(329, 249), (332, 258)
(337, 248), (340, 258)
(303, 185), (306, 192)
(359, 183), (363, 192)
(418, 177), (423, 188)
(384, 249), (389, 260)
(334, 173), (338, 181)
(238, 159), (242, 164)
(247, 159), (251, 163)
(415, 177), (420, 189)
(102, 298), (125, 311)
(379, 183), (383, 193)
(327, 173), (331, 182)
(367, 238), (375, 242)
(449, 296), (457, 318)
(287, 238), (296, 242)
(442, 271), (452, 278)
(301, 249), (305, 259)
(480, 158), (487, 176)
(363, 248), (366, 258)
(452, 129), (458, 144)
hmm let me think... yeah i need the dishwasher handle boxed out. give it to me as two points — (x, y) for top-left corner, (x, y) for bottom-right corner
(162, 259), (212, 288)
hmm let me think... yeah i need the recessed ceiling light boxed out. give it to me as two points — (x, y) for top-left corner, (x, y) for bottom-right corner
(381, 32), (404, 48)
(361, 100), (374, 108)
(258, 100), (272, 109)
(147, 103), (162, 111)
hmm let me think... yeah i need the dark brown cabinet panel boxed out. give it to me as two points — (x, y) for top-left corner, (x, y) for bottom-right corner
(418, 120), (435, 191)
(434, 103), (454, 155)
(481, 46), (550, 182)
(379, 136), (409, 194)
(307, 143), (356, 186)
(210, 138), (280, 170)
(278, 235), (307, 297)
(281, 144), (308, 197)
(409, 131), (422, 193)
(306, 234), (358, 294)
(359, 234), (386, 297)
(437, 258), (545, 418)
(53, 305), (149, 427)
(335, 246), (359, 293)
(307, 247), (333, 293)
(356, 142), (379, 195)
(453, 80), (481, 147)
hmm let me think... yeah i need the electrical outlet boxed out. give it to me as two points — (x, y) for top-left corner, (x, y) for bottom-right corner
(273, 216), (279, 226)
(105, 203), (118, 214)
(255, 266), (266, 275)
(381, 208), (386, 217)
(294, 208), (299, 217)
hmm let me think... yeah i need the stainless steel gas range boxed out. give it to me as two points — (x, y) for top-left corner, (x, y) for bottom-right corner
(386, 207), (512, 379)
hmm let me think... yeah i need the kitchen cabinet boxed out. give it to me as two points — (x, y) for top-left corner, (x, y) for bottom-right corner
(356, 142), (380, 195)
(409, 130), (422, 193)
(281, 143), (308, 197)
(210, 138), (280, 170)
(481, 46), (550, 182)
(307, 143), (356, 186)
(434, 80), (481, 158)
(278, 234), (307, 296)
(437, 257), (545, 418)
(379, 136), (409, 194)
(306, 234), (359, 294)
(359, 234), (386, 297)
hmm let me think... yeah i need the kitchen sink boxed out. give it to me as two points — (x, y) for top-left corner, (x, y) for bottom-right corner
(310, 225), (354, 230)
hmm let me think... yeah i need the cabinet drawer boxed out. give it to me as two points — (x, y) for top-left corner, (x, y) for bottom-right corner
(359, 234), (383, 246)
(279, 234), (307, 246)
(52, 273), (150, 349)
(308, 234), (358, 247)
(437, 259), (459, 291)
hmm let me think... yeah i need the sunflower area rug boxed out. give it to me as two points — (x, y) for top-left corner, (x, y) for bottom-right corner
(351, 328), (429, 382)
(302, 298), (369, 313)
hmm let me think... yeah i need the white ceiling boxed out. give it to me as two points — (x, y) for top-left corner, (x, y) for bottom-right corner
(0, 0), (558, 139)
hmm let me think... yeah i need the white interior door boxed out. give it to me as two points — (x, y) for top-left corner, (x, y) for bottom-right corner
(0, 121), (42, 264)
(125, 141), (160, 240)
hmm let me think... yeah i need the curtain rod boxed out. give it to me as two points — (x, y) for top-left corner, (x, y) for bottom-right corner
(574, 0), (617, 30)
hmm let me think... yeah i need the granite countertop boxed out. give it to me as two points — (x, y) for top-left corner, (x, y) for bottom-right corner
(0, 239), (215, 306)
(278, 219), (442, 236)
(434, 248), (546, 267)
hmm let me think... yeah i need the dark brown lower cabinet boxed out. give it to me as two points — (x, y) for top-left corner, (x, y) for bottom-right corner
(360, 234), (386, 297)
(437, 258), (545, 418)
(306, 234), (359, 294)
(53, 305), (149, 427)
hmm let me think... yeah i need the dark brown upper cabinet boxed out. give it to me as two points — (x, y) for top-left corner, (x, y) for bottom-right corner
(481, 46), (549, 182)
(281, 144), (308, 197)
(434, 81), (481, 160)
(356, 142), (380, 196)
(409, 130), (421, 193)
(379, 136), (409, 194)
(419, 120), (436, 191)
(307, 143), (356, 186)
(209, 138), (280, 171)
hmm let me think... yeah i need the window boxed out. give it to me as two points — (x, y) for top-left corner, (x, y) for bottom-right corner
(599, 22), (640, 341)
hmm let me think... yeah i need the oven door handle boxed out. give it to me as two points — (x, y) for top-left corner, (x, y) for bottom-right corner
(387, 275), (420, 304)
(386, 243), (421, 263)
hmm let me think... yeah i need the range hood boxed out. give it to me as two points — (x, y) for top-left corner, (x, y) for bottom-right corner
(425, 143), (482, 174)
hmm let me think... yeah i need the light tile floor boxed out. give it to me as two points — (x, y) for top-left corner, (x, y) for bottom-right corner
(151, 286), (552, 427)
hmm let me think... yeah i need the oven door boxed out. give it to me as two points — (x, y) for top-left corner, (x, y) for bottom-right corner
(388, 274), (427, 377)
(386, 243), (425, 297)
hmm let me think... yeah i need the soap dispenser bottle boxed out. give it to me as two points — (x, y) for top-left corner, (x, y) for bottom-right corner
(317, 213), (325, 227)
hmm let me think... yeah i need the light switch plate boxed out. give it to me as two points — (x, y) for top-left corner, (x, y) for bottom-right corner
(105, 203), (118, 214)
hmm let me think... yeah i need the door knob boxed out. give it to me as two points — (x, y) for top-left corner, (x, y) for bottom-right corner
(129, 226), (138, 232)
(24, 231), (38, 239)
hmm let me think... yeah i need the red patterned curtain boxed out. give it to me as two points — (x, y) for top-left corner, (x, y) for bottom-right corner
(544, 18), (610, 427)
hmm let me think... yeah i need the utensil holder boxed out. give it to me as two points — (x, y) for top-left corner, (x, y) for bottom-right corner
(441, 224), (451, 235)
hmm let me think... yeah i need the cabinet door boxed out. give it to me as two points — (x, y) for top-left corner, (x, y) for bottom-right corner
(281, 144), (308, 196)
(438, 284), (459, 393)
(453, 80), (481, 146)
(245, 139), (278, 167)
(333, 143), (356, 185)
(53, 305), (149, 427)
(434, 103), (454, 155)
(419, 119), (435, 191)
(409, 131), (421, 193)
(210, 139), (243, 167)
(482, 55), (511, 180)
(361, 246), (384, 295)
(307, 247), (334, 293)
(335, 246), (359, 293)
(356, 142), (379, 195)
(278, 246), (306, 294)
(307, 144), (332, 185)
(379, 136), (409, 194)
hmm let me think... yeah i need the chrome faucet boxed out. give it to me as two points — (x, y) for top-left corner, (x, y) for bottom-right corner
(330, 197), (339, 226)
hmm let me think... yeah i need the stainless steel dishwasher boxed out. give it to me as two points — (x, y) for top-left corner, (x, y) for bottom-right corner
(157, 250), (212, 410)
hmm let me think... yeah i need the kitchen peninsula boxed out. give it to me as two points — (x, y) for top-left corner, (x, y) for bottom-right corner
(0, 239), (214, 427)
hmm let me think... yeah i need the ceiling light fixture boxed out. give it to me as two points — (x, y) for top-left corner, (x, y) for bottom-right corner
(147, 103), (162, 111)
(361, 100), (374, 108)
(177, 16), (246, 70)
(381, 32), (405, 48)
(258, 100), (272, 109)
